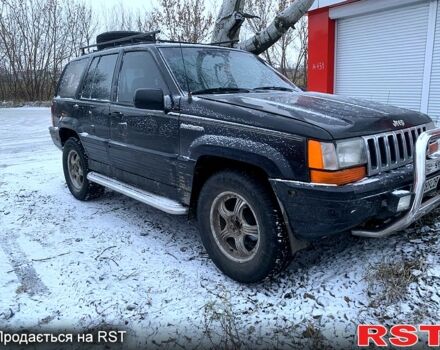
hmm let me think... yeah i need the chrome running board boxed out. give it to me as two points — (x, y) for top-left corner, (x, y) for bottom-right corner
(87, 172), (188, 215)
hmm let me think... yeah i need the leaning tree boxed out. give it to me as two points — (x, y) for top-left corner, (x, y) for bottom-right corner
(211, 0), (314, 54)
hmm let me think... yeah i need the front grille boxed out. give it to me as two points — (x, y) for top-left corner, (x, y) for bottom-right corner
(363, 125), (427, 175)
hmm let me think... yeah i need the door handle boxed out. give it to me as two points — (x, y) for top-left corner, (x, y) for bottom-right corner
(110, 111), (124, 117)
(118, 122), (127, 127)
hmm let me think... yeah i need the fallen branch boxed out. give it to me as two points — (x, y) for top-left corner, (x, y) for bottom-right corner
(95, 246), (117, 260)
(32, 252), (70, 262)
(7, 252), (71, 272)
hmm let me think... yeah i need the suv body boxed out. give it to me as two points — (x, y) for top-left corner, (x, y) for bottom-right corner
(49, 34), (440, 282)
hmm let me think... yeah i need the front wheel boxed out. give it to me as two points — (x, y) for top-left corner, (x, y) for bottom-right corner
(197, 170), (292, 283)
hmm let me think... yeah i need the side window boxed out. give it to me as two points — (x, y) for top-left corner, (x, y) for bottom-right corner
(57, 59), (87, 98)
(117, 51), (167, 105)
(80, 57), (99, 99)
(91, 54), (118, 101)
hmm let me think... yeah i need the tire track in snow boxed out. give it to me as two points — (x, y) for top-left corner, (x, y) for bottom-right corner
(0, 236), (48, 295)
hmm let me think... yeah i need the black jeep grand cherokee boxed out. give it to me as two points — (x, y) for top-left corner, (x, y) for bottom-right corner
(50, 32), (440, 283)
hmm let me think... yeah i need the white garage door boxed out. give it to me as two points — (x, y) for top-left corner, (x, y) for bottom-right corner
(428, 0), (440, 122)
(335, 1), (430, 112)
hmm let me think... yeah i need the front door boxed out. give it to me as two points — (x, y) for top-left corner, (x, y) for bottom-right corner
(109, 50), (179, 195)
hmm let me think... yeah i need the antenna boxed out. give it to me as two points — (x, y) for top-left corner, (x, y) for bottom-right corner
(179, 42), (192, 101)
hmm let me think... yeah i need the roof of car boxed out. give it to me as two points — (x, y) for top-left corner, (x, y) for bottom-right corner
(71, 42), (246, 64)
(73, 31), (245, 60)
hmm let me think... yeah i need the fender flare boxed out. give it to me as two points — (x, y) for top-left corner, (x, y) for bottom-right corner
(188, 135), (293, 178)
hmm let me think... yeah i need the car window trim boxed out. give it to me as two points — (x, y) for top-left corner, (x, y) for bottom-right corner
(56, 57), (89, 99)
(158, 47), (299, 94)
(92, 53), (119, 101)
(114, 48), (171, 107)
(79, 56), (99, 101)
(79, 53), (119, 102)
(156, 48), (185, 96)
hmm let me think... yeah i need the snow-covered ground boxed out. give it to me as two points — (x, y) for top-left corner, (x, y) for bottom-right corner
(1, 107), (440, 349)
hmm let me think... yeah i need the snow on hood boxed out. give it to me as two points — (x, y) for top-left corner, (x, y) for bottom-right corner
(200, 91), (432, 139)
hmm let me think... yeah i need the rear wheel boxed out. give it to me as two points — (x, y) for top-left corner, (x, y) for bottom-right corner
(197, 170), (292, 283)
(62, 137), (104, 200)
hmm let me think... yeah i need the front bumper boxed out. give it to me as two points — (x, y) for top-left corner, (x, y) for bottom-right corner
(270, 128), (440, 240)
(352, 128), (440, 237)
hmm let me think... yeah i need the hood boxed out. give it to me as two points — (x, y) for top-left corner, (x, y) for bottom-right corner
(199, 91), (432, 139)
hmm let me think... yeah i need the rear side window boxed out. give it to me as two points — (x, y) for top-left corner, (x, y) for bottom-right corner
(80, 57), (99, 99)
(57, 59), (87, 98)
(117, 51), (167, 104)
(91, 54), (118, 101)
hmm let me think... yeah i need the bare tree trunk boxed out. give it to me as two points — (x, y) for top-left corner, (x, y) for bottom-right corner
(238, 0), (314, 54)
(212, 0), (313, 55)
(245, 0), (277, 65)
(211, 0), (245, 44)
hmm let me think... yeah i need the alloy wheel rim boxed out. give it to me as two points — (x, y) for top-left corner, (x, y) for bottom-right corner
(210, 191), (260, 263)
(67, 150), (84, 191)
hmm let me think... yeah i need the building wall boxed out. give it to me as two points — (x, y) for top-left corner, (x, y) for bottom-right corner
(307, 8), (336, 93)
(310, 0), (348, 11)
(308, 0), (440, 122)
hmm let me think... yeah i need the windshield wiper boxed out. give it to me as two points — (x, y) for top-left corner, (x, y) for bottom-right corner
(191, 87), (251, 95)
(252, 86), (295, 92)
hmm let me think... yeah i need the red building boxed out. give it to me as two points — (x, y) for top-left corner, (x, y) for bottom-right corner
(308, 0), (440, 123)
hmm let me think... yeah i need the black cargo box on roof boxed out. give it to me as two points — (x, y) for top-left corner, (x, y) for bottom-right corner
(96, 31), (157, 50)
(80, 30), (160, 54)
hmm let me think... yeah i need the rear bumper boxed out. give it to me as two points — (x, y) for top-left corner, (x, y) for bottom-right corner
(49, 126), (62, 150)
(270, 128), (440, 240)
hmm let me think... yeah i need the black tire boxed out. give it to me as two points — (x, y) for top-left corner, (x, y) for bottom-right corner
(197, 170), (292, 283)
(62, 137), (104, 201)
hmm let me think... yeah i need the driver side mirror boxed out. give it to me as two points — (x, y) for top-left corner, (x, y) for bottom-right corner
(134, 88), (164, 110)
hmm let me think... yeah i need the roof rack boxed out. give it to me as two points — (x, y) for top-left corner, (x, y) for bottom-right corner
(157, 39), (239, 47)
(80, 30), (161, 55)
(209, 40), (239, 47)
(80, 31), (240, 55)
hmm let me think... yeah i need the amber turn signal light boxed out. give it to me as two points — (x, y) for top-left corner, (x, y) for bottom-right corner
(308, 140), (324, 169)
(428, 140), (439, 157)
(310, 166), (367, 186)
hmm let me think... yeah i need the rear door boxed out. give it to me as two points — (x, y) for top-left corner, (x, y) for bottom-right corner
(78, 53), (119, 168)
(53, 58), (89, 130)
(109, 49), (179, 193)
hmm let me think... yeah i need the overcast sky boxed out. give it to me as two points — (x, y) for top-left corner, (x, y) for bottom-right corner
(90, 0), (157, 14)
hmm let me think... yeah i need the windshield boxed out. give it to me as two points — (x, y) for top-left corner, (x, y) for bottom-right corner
(159, 47), (298, 94)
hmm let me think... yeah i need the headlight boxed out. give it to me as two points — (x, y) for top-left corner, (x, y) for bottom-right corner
(309, 138), (367, 170)
(308, 138), (367, 185)
(336, 139), (368, 168)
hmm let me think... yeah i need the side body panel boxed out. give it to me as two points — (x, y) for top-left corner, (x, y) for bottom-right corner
(108, 105), (180, 198)
(79, 101), (111, 165)
(174, 98), (308, 205)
